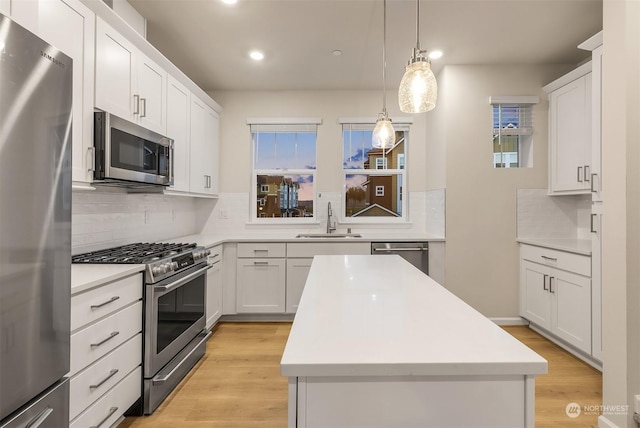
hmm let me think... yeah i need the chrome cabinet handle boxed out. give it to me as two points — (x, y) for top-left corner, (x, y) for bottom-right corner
(25, 407), (53, 428)
(372, 247), (428, 252)
(90, 296), (120, 310)
(253, 261), (269, 265)
(87, 146), (96, 173)
(133, 94), (140, 115)
(90, 331), (119, 348)
(543, 274), (548, 291)
(591, 214), (597, 233)
(89, 369), (119, 390)
(591, 173), (597, 192)
(549, 277), (555, 293)
(577, 166), (583, 182)
(140, 98), (147, 118)
(541, 255), (557, 262)
(584, 165), (590, 182)
(89, 407), (118, 428)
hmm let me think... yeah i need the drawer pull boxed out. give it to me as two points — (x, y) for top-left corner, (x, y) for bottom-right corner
(90, 331), (120, 348)
(89, 369), (119, 390)
(210, 253), (220, 258)
(89, 406), (118, 428)
(209, 260), (221, 266)
(253, 261), (269, 265)
(549, 277), (555, 294)
(541, 255), (557, 262)
(543, 274), (548, 291)
(90, 296), (120, 310)
(25, 406), (53, 428)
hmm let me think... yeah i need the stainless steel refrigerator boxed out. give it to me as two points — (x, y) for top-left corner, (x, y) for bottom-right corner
(0, 13), (72, 428)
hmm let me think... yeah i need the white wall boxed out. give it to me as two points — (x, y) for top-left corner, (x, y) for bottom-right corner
(203, 89), (437, 236)
(428, 64), (575, 317)
(600, 1), (640, 426)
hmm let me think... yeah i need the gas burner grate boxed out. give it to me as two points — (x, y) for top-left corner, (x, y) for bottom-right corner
(72, 242), (197, 264)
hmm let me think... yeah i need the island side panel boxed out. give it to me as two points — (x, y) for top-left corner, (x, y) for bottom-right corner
(288, 377), (298, 428)
(525, 375), (536, 428)
(296, 375), (528, 428)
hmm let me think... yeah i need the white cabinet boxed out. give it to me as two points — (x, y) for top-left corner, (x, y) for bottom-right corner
(0, 0), (9, 16)
(6, 0), (38, 32)
(285, 258), (313, 313)
(70, 272), (143, 425)
(590, 204), (603, 361)
(166, 75), (190, 192)
(545, 63), (592, 195)
(206, 245), (223, 328)
(520, 245), (592, 355)
(95, 17), (166, 135)
(189, 96), (219, 195)
(590, 45), (603, 201)
(236, 243), (286, 313)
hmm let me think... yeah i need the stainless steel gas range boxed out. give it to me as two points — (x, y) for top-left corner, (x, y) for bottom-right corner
(73, 242), (211, 414)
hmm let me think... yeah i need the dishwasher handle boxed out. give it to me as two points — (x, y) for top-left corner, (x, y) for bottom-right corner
(372, 247), (428, 252)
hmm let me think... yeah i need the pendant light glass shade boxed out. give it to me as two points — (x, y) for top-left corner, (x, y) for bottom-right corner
(398, 0), (438, 114)
(372, 0), (395, 148)
(398, 57), (437, 113)
(372, 111), (395, 149)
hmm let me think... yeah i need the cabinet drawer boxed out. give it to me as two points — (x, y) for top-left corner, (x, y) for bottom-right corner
(520, 245), (591, 277)
(70, 366), (141, 428)
(71, 273), (142, 331)
(208, 245), (223, 264)
(286, 242), (371, 258)
(70, 302), (142, 375)
(69, 334), (141, 420)
(237, 242), (286, 258)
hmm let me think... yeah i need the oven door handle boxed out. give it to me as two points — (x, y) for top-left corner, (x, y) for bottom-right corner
(153, 264), (213, 293)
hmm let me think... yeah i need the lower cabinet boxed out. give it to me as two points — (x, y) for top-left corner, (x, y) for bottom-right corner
(520, 245), (592, 356)
(206, 246), (223, 328)
(285, 258), (313, 313)
(236, 258), (286, 313)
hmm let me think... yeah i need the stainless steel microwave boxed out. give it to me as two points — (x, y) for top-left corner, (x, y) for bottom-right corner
(94, 111), (174, 186)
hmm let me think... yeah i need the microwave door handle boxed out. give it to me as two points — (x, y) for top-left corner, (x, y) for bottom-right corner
(169, 141), (174, 185)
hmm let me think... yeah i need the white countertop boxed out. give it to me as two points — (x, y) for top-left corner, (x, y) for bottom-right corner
(168, 233), (445, 249)
(71, 264), (145, 295)
(280, 255), (547, 378)
(517, 238), (591, 255)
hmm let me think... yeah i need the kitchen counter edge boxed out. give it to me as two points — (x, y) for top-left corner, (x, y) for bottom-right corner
(71, 264), (145, 295)
(517, 238), (592, 256)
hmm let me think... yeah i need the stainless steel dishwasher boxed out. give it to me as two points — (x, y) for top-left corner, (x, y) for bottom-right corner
(371, 242), (429, 274)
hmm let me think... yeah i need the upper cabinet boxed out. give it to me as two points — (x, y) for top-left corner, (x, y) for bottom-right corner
(95, 17), (167, 135)
(166, 75), (191, 193)
(189, 97), (219, 196)
(544, 63), (592, 195)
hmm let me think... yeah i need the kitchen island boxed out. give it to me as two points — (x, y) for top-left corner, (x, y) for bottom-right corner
(280, 255), (547, 428)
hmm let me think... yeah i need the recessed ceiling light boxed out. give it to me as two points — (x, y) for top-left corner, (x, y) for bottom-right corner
(221, 0), (237, 4)
(428, 50), (443, 60)
(332, 49), (343, 56)
(249, 51), (264, 61)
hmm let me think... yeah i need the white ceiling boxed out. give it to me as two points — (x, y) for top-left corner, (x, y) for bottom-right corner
(127, 0), (603, 92)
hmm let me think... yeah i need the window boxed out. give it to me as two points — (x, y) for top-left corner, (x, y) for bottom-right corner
(490, 96), (538, 168)
(342, 121), (409, 220)
(250, 120), (319, 220)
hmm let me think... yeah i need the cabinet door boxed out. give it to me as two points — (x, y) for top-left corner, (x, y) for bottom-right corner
(203, 106), (219, 195)
(0, 0), (10, 17)
(590, 204), (602, 360)
(591, 46), (603, 201)
(286, 258), (313, 313)
(38, 0), (95, 184)
(189, 96), (207, 193)
(166, 76), (190, 192)
(7, 0), (38, 32)
(95, 17), (136, 121)
(137, 53), (167, 134)
(549, 74), (591, 193)
(206, 260), (223, 328)
(550, 269), (592, 354)
(520, 260), (551, 330)
(236, 259), (286, 313)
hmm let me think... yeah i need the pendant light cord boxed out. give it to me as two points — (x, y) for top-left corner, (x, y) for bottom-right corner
(382, 0), (388, 114)
(415, 0), (420, 50)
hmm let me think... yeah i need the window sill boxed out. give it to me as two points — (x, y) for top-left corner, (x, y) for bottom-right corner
(247, 219), (320, 227)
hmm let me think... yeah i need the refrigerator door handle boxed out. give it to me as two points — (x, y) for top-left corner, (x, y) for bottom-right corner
(24, 407), (53, 428)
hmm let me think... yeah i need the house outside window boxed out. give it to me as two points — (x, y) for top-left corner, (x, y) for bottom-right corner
(341, 120), (410, 222)
(490, 96), (539, 168)
(250, 119), (319, 220)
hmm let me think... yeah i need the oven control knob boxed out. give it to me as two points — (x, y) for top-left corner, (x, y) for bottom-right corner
(162, 263), (171, 273)
(152, 266), (162, 276)
(172, 261), (179, 270)
(205, 250), (211, 257)
(165, 262), (174, 273)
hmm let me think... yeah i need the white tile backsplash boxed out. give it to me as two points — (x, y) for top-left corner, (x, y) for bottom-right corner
(72, 189), (198, 254)
(425, 189), (446, 237)
(516, 189), (591, 239)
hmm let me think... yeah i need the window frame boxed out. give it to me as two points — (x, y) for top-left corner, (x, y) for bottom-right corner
(489, 96), (538, 169)
(340, 120), (411, 224)
(248, 118), (320, 223)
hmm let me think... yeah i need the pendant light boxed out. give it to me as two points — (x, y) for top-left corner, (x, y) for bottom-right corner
(398, 0), (437, 113)
(372, 0), (395, 149)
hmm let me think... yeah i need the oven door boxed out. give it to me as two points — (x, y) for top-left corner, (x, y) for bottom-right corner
(95, 112), (174, 186)
(144, 263), (209, 378)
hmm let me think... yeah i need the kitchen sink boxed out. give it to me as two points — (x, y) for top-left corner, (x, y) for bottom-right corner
(295, 233), (362, 239)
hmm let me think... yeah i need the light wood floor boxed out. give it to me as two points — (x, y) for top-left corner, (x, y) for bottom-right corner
(120, 323), (601, 428)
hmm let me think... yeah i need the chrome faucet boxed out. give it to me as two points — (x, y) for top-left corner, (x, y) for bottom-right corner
(326, 201), (337, 234)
